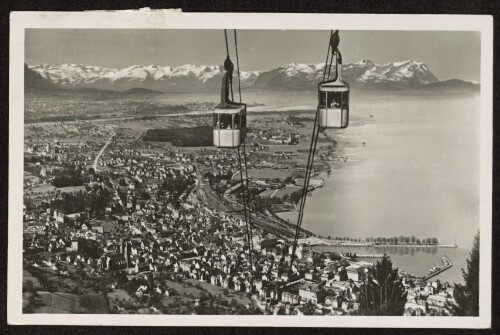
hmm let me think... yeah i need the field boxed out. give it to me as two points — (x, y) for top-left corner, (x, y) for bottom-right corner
(27, 184), (87, 194)
(28, 184), (55, 193)
(143, 126), (213, 147)
(259, 185), (302, 199)
(112, 114), (212, 138)
(232, 169), (293, 180)
(25, 88), (190, 123)
(56, 185), (87, 193)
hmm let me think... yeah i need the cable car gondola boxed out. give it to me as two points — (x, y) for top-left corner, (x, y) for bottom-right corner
(213, 56), (247, 148)
(213, 54), (247, 148)
(318, 30), (350, 129)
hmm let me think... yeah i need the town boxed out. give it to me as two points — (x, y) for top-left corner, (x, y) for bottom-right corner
(22, 112), (458, 316)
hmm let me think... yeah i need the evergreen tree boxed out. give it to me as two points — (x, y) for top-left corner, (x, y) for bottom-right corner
(301, 301), (317, 315)
(356, 254), (407, 315)
(453, 232), (479, 316)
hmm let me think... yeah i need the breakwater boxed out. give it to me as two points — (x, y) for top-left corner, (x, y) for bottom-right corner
(298, 238), (457, 249)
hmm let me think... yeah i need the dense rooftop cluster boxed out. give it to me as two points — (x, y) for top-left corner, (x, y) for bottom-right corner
(23, 118), (457, 315)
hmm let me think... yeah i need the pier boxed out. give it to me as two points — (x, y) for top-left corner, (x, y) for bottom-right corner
(345, 253), (384, 259)
(421, 255), (453, 281)
(340, 252), (384, 259)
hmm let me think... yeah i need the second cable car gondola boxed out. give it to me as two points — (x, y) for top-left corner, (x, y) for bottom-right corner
(318, 32), (350, 129)
(213, 56), (247, 148)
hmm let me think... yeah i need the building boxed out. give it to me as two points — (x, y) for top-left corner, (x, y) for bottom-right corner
(298, 283), (325, 304)
(281, 291), (301, 305)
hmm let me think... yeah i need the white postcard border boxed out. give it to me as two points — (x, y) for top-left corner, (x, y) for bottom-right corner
(8, 11), (493, 328)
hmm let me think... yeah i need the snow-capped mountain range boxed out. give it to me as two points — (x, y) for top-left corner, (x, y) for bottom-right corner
(26, 63), (260, 92)
(25, 60), (476, 92)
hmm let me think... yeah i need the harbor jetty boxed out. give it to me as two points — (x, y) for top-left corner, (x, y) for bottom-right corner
(296, 238), (457, 249)
(341, 253), (384, 259)
(290, 238), (457, 251)
(421, 255), (453, 281)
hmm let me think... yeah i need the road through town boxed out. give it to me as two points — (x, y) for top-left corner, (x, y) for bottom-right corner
(93, 135), (114, 172)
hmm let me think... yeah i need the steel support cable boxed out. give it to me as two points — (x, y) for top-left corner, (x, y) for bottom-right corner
(226, 29), (251, 265)
(234, 29), (254, 269)
(49, 290), (81, 303)
(234, 29), (254, 254)
(234, 30), (243, 103)
(35, 300), (77, 313)
(230, 80), (235, 102)
(323, 30), (334, 80)
(241, 140), (254, 263)
(289, 109), (320, 272)
(299, 124), (321, 230)
(327, 50), (335, 81)
(29, 282), (82, 303)
(29, 290), (80, 313)
(289, 113), (322, 274)
(289, 30), (334, 276)
(291, 30), (334, 248)
(295, 119), (320, 235)
(290, 58), (328, 261)
(290, 109), (320, 269)
(237, 147), (253, 269)
(224, 29), (235, 101)
(224, 29), (230, 57)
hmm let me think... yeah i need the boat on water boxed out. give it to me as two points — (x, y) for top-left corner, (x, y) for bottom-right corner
(422, 255), (453, 280)
(428, 266), (442, 275)
(442, 255), (452, 266)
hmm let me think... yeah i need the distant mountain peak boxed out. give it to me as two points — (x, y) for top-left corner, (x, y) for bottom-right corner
(356, 59), (375, 66)
(26, 60), (473, 92)
(419, 78), (480, 91)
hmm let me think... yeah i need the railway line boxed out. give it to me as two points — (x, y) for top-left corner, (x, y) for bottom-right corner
(198, 183), (309, 241)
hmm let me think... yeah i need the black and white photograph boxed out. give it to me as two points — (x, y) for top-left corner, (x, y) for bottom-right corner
(8, 12), (493, 327)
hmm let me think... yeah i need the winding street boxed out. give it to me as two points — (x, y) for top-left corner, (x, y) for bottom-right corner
(93, 135), (114, 172)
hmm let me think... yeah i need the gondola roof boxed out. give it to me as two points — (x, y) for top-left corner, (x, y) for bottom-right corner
(213, 105), (244, 114)
(319, 80), (349, 91)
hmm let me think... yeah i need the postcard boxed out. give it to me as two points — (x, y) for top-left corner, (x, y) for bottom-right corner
(8, 11), (492, 327)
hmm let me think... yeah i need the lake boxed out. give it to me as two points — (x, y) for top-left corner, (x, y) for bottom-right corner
(147, 89), (319, 111)
(273, 90), (480, 283)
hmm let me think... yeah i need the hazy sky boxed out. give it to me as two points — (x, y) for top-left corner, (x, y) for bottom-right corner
(25, 29), (481, 81)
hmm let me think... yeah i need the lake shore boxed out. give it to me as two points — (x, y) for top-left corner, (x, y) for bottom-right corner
(296, 236), (457, 248)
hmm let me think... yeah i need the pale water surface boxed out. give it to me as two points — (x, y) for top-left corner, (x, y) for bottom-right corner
(284, 92), (480, 245)
(279, 91), (479, 283)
